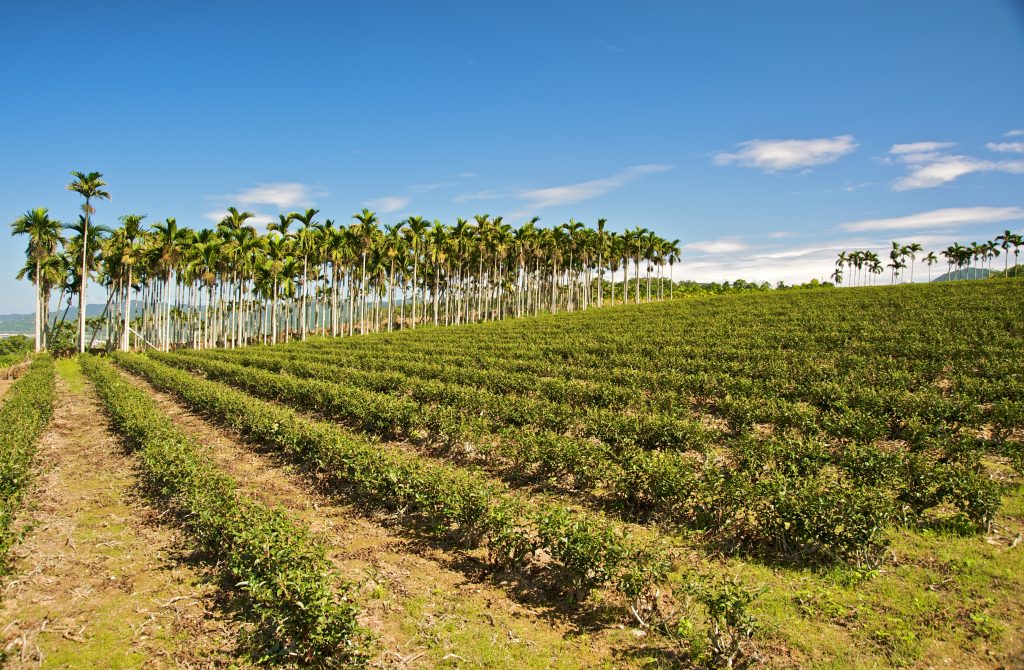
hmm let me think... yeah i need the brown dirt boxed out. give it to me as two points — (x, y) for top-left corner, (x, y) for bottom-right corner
(120, 368), (652, 669)
(0, 371), (247, 668)
(0, 379), (12, 403)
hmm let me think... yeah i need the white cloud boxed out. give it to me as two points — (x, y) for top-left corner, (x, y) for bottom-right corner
(887, 143), (1024, 190)
(840, 206), (1024, 232)
(713, 135), (857, 172)
(457, 172), (477, 178)
(520, 164), (672, 208)
(685, 239), (750, 254)
(1005, 129), (1024, 137)
(203, 182), (322, 231)
(365, 196), (409, 213)
(889, 141), (956, 155)
(986, 142), (1024, 154)
(768, 231), (793, 239)
(892, 155), (1024, 190)
(225, 182), (319, 209)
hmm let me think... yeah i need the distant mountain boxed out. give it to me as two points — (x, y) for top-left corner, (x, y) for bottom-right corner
(932, 268), (991, 282)
(0, 303), (110, 334)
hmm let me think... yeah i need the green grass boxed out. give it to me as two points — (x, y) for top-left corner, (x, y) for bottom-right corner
(55, 356), (85, 393)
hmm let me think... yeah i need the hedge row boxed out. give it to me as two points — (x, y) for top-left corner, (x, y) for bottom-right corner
(114, 352), (671, 609)
(81, 355), (366, 667)
(0, 355), (54, 572)
(152, 351), (995, 565)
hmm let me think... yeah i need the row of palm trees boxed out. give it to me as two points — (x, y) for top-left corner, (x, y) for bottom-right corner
(832, 231), (1023, 286)
(12, 172), (686, 353)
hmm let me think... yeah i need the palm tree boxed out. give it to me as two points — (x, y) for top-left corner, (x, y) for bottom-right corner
(404, 215), (430, 328)
(835, 251), (848, 285)
(995, 230), (1014, 274)
(64, 214), (111, 347)
(114, 214), (146, 351)
(67, 171), (111, 352)
(1011, 233), (1023, 275)
(924, 251), (938, 283)
(889, 242), (905, 284)
(903, 242), (923, 282)
(291, 208), (320, 341)
(151, 218), (191, 350)
(665, 239), (681, 298)
(217, 207), (256, 347)
(11, 208), (65, 352)
(351, 209), (379, 334)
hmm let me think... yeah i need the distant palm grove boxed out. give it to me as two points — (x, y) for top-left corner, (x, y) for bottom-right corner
(833, 233), (1023, 286)
(12, 171), (697, 354)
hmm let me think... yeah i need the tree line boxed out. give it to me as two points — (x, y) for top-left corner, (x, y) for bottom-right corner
(833, 232), (1023, 286)
(11, 171), (692, 354)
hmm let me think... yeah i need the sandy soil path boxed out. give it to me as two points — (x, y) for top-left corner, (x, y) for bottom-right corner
(0, 363), (247, 669)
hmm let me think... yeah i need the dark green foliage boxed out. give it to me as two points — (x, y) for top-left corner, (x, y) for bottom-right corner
(0, 335), (31, 368)
(149, 281), (1023, 567)
(113, 352), (670, 610)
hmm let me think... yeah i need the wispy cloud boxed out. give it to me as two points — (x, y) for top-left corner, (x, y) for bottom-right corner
(713, 135), (857, 172)
(222, 182), (321, 209)
(520, 164), (672, 208)
(839, 206), (1024, 232)
(457, 172), (477, 178)
(986, 142), (1024, 154)
(410, 182), (458, 194)
(889, 141), (956, 155)
(893, 156), (1024, 190)
(685, 239), (750, 254)
(365, 196), (409, 213)
(453, 189), (510, 204)
(886, 143), (1024, 190)
(203, 182), (322, 230)
(1006, 129), (1024, 137)
(590, 39), (623, 53)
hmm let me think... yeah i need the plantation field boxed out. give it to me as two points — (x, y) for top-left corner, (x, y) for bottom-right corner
(3, 279), (1023, 668)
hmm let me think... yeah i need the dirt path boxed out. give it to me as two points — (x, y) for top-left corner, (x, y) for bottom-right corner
(121, 368), (649, 669)
(0, 378), (13, 403)
(0, 361), (247, 669)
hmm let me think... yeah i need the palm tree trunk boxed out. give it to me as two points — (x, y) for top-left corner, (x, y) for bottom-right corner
(79, 197), (90, 353)
(34, 259), (41, 353)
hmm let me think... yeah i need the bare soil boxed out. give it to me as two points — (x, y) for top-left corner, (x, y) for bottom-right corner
(0, 368), (248, 669)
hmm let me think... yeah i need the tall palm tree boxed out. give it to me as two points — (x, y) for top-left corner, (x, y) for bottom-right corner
(903, 242), (923, 282)
(404, 215), (430, 328)
(291, 208), (320, 341)
(351, 209), (379, 334)
(924, 251), (937, 282)
(11, 208), (65, 351)
(151, 218), (191, 350)
(64, 214), (111, 347)
(217, 207), (256, 347)
(995, 230), (1014, 274)
(115, 214), (146, 351)
(67, 171), (111, 352)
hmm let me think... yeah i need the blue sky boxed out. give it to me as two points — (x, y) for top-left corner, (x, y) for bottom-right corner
(1, 0), (1022, 312)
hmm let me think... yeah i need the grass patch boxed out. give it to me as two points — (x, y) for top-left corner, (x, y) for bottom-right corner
(55, 357), (85, 393)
